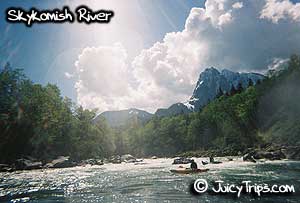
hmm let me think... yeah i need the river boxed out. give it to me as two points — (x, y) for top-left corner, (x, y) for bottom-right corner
(0, 158), (299, 202)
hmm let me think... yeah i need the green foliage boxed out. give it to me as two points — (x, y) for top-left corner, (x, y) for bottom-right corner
(0, 66), (114, 162)
(118, 54), (300, 157)
(256, 54), (300, 145)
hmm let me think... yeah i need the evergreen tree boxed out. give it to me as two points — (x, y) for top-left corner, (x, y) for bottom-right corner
(289, 54), (300, 70)
(256, 80), (261, 85)
(230, 85), (237, 96)
(237, 83), (243, 93)
(216, 87), (223, 98)
(248, 79), (254, 87)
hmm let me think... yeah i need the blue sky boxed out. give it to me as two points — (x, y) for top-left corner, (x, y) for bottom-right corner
(0, 0), (203, 102)
(1, 0), (300, 113)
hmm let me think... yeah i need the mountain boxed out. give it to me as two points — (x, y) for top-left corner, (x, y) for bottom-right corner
(155, 67), (265, 117)
(155, 103), (191, 117)
(96, 68), (265, 123)
(94, 108), (153, 127)
(134, 59), (300, 157)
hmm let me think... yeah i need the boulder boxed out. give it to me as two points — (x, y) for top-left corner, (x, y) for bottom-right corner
(282, 146), (300, 160)
(46, 156), (76, 168)
(109, 155), (122, 164)
(83, 159), (97, 165)
(269, 150), (286, 160)
(243, 149), (286, 162)
(0, 164), (13, 172)
(242, 153), (257, 163)
(14, 159), (42, 170)
(111, 159), (121, 164)
(103, 158), (110, 164)
(81, 159), (104, 165)
(121, 154), (135, 161)
(121, 154), (137, 163)
(95, 159), (104, 165)
(172, 157), (193, 165)
(253, 150), (285, 160)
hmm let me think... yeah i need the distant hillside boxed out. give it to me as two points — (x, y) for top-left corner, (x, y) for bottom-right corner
(257, 58), (300, 145)
(155, 103), (191, 118)
(94, 108), (153, 127)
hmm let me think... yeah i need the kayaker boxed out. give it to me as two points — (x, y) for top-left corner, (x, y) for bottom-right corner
(190, 159), (198, 170)
(209, 156), (214, 163)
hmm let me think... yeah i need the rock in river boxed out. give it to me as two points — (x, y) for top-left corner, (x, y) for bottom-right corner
(121, 154), (137, 163)
(108, 155), (122, 164)
(45, 156), (76, 168)
(243, 149), (286, 162)
(81, 159), (104, 166)
(172, 157), (193, 165)
(282, 146), (300, 160)
(14, 158), (42, 170)
(0, 164), (13, 172)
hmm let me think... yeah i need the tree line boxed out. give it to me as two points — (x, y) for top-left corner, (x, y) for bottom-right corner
(0, 64), (114, 163)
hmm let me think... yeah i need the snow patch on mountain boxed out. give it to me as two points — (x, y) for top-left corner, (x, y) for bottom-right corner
(155, 67), (265, 117)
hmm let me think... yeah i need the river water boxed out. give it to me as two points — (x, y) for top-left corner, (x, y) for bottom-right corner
(0, 158), (299, 203)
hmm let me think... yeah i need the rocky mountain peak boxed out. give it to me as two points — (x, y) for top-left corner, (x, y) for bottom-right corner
(155, 67), (265, 117)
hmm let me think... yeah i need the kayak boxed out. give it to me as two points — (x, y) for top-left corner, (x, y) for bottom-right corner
(201, 161), (222, 165)
(170, 168), (209, 174)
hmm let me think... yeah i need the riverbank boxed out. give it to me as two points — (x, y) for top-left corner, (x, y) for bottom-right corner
(1, 144), (299, 173)
(177, 144), (300, 161)
(0, 154), (142, 173)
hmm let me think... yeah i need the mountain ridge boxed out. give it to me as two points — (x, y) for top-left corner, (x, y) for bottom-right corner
(96, 67), (265, 126)
(155, 67), (265, 117)
(94, 108), (153, 127)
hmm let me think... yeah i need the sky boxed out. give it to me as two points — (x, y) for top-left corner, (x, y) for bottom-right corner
(1, 0), (300, 113)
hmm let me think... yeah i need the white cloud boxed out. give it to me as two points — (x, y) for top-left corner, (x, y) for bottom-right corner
(74, 43), (133, 111)
(74, 42), (190, 112)
(74, 0), (300, 113)
(260, 0), (300, 23)
(64, 72), (74, 79)
(218, 12), (233, 26)
(232, 2), (243, 9)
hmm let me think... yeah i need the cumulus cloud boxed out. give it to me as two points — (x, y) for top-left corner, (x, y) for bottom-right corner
(218, 12), (233, 26)
(260, 0), (300, 23)
(74, 0), (300, 112)
(74, 43), (190, 112)
(232, 2), (243, 9)
(64, 72), (74, 79)
(74, 43), (133, 111)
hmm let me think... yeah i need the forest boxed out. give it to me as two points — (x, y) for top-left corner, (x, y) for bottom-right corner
(0, 64), (114, 162)
(1, 55), (300, 163)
